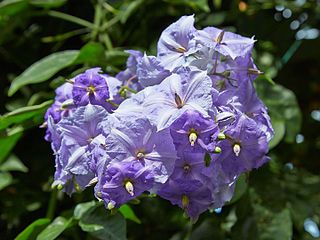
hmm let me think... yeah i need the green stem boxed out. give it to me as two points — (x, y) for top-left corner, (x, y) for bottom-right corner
(91, 1), (103, 41)
(48, 10), (96, 29)
(106, 99), (119, 108)
(120, 86), (137, 94)
(46, 188), (57, 220)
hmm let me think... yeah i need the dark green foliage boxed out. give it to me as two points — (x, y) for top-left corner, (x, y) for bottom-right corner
(0, 0), (319, 239)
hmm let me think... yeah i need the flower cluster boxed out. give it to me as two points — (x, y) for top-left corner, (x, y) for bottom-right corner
(44, 15), (274, 220)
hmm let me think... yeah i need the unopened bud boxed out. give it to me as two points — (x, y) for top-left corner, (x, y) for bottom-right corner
(218, 132), (226, 140)
(233, 144), (241, 157)
(125, 181), (134, 196)
(107, 202), (115, 210)
(213, 146), (221, 154)
(189, 132), (197, 147)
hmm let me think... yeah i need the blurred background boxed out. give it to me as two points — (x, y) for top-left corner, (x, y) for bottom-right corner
(0, 0), (319, 239)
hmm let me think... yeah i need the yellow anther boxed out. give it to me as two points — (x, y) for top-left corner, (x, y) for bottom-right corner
(233, 144), (241, 157)
(182, 195), (189, 209)
(174, 47), (187, 53)
(189, 132), (197, 146)
(174, 93), (184, 109)
(125, 181), (134, 196)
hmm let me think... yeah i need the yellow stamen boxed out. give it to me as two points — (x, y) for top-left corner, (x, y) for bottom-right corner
(174, 47), (187, 53)
(125, 181), (134, 196)
(233, 144), (241, 157)
(182, 195), (189, 210)
(189, 132), (197, 146)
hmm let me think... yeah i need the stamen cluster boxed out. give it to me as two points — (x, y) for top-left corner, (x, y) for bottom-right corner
(44, 15), (274, 220)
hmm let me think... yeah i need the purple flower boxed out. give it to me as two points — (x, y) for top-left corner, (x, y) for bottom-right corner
(170, 109), (219, 153)
(196, 27), (255, 59)
(157, 15), (199, 71)
(51, 105), (110, 194)
(136, 54), (171, 87)
(104, 115), (177, 184)
(158, 178), (213, 220)
(99, 161), (154, 208)
(72, 68), (111, 109)
(44, 82), (75, 141)
(217, 115), (270, 178)
(125, 50), (143, 74)
(143, 67), (214, 130)
(234, 80), (274, 141)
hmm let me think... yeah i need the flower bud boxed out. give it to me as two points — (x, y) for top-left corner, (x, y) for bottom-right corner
(217, 132), (226, 140)
(107, 202), (115, 210)
(213, 146), (222, 154)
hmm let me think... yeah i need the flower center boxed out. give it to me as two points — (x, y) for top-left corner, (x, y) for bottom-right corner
(86, 85), (96, 94)
(174, 93), (184, 109)
(183, 163), (191, 173)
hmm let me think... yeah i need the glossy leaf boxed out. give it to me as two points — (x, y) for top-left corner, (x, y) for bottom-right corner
(37, 216), (73, 240)
(268, 119), (285, 149)
(0, 100), (53, 130)
(8, 51), (79, 96)
(254, 78), (302, 144)
(15, 218), (50, 240)
(73, 42), (106, 65)
(119, 204), (141, 224)
(79, 204), (126, 240)
(0, 0), (27, 15)
(74, 200), (97, 220)
(0, 171), (13, 191)
(29, 0), (67, 8)
(0, 131), (23, 164)
(0, 154), (28, 172)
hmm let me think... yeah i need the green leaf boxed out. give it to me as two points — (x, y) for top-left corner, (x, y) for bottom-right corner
(73, 42), (106, 65)
(253, 206), (292, 240)
(0, 131), (23, 164)
(105, 49), (129, 67)
(254, 78), (302, 144)
(119, 0), (144, 24)
(29, 0), (67, 8)
(0, 0), (27, 16)
(8, 50), (79, 96)
(0, 100), (53, 130)
(79, 204), (126, 240)
(119, 204), (141, 224)
(268, 119), (285, 149)
(15, 218), (50, 240)
(74, 201), (97, 220)
(0, 171), (13, 190)
(0, 154), (28, 172)
(37, 216), (72, 240)
(163, 0), (209, 12)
